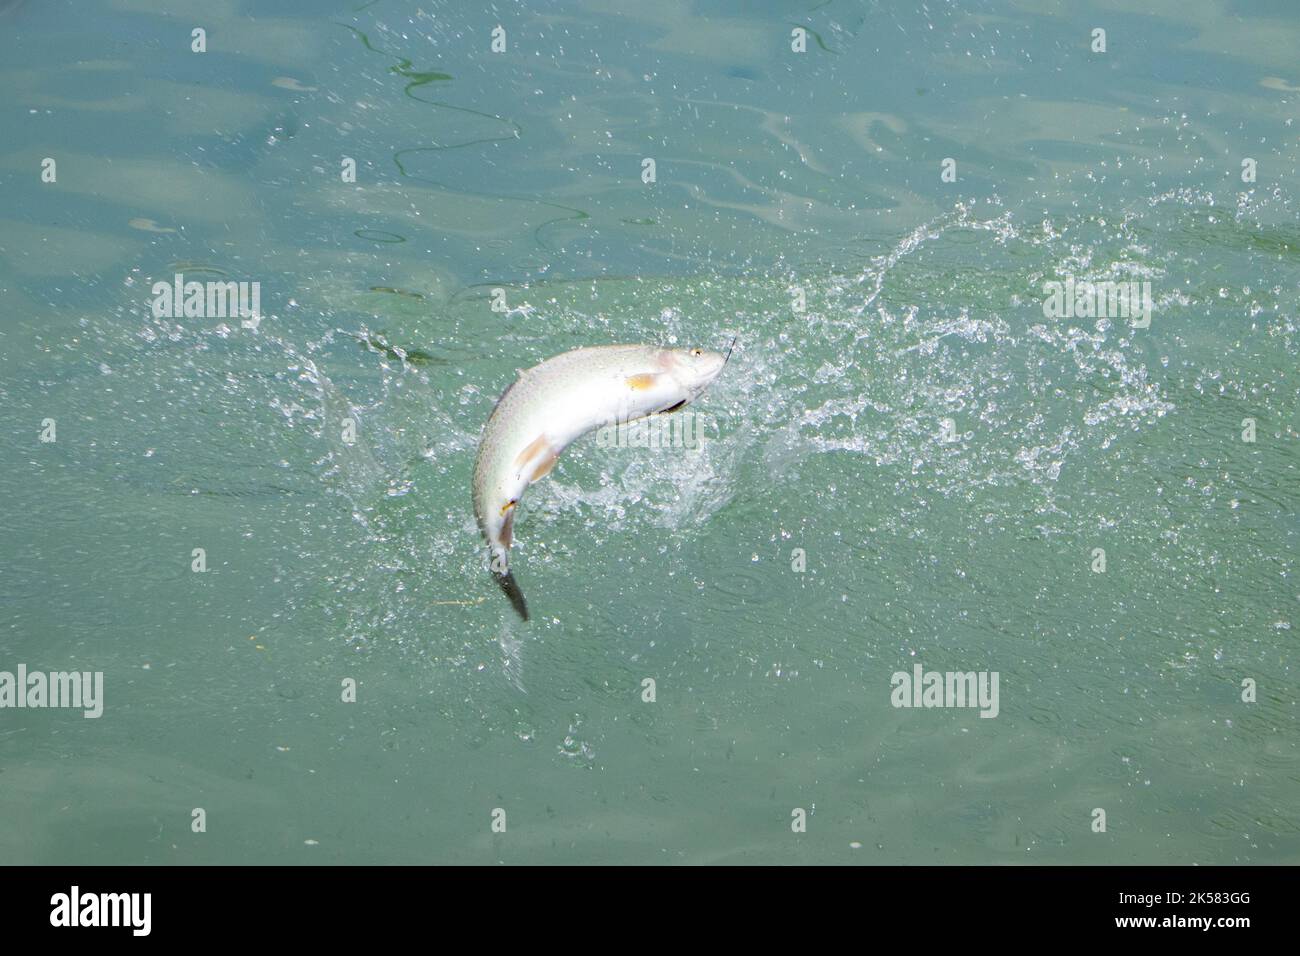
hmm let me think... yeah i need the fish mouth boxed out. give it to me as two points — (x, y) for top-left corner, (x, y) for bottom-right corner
(699, 335), (736, 386)
(703, 337), (735, 384)
(694, 352), (727, 392)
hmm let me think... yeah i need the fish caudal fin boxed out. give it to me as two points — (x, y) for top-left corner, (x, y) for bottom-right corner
(493, 568), (530, 621)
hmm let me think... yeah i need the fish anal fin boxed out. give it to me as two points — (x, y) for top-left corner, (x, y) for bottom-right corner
(500, 503), (515, 548)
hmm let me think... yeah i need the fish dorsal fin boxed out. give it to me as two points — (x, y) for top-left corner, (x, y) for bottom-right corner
(490, 366), (535, 416)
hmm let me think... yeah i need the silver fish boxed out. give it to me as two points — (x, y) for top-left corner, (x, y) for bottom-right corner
(473, 342), (730, 619)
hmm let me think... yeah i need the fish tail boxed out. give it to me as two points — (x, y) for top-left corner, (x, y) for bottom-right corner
(493, 568), (530, 621)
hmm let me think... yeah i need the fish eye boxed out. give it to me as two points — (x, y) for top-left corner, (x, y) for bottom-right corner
(691, 348), (702, 357)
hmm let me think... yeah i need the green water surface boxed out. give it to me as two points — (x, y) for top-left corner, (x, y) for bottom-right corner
(0, 0), (1297, 864)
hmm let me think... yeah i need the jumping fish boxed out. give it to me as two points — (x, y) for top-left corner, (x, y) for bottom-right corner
(472, 342), (731, 620)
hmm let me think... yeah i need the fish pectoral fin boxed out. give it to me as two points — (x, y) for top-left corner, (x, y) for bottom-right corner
(514, 434), (559, 482)
(626, 372), (666, 391)
(660, 398), (688, 413)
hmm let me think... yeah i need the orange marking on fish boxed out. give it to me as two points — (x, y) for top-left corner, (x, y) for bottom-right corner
(514, 434), (552, 469)
(530, 449), (558, 482)
(626, 373), (660, 390)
